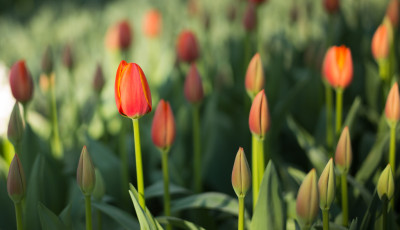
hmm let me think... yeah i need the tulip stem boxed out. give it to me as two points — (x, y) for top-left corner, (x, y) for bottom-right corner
(389, 122), (396, 209)
(256, 137), (264, 189)
(132, 119), (146, 209)
(325, 83), (333, 149)
(252, 135), (259, 210)
(322, 209), (329, 230)
(85, 195), (93, 230)
(161, 149), (171, 230)
(382, 198), (388, 230)
(238, 196), (245, 230)
(193, 105), (202, 193)
(14, 201), (23, 230)
(97, 209), (102, 230)
(341, 173), (348, 227)
(50, 77), (63, 158)
(22, 103), (28, 123)
(335, 88), (343, 137)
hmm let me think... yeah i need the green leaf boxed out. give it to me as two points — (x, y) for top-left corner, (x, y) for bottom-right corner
(156, 216), (206, 230)
(145, 181), (190, 199)
(37, 202), (67, 230)
(92, 201), (139, 230)
(251, 161), (286, 230)
(347, 175), (372, 204)
(359, 192), (380, 230)
(343, 97), (361, 130)
(349, 218), (358, 230)
(58, 205), (72, 229)
(25, 155), (44, 230)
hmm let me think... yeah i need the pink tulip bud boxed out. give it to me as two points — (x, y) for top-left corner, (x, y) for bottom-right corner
(335, 127), (352, 173)
(249, 90), (270, 139)
(245, 53), (265, 98)
(371, 24), (390, 61)
(151, 100), (176, 149)
(385, 83), (400, 122)
(9, 60), (34, 104)
(184, 63), (204, 103)
(231, 147), (251, 197)
(7, 154), (26, 203)
(77, 146), (96, 196)
(322, 45), (353, 89)
(176, 30), (199, 63)
(7, 102), (24, 147)
(243, 3), (257, 32)
(296, 169), (319, 227)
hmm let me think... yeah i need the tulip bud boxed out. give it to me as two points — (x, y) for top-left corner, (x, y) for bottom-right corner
(92, 169), (106, 200)
(318, 158), (335, 210)
(249, 0), (267, 5)
(176, 30), (199, 63)
(7, 102), (24, 147)
(184, 63), (204, 104)
(7, 154), (26, 203)
(231, 147), (251, 197)
(151, 100), (176, 150)
(323, 0), (339, 14)
(93, 64), (105, 94)
(385, 83), (400, 123)
(386, 0), (399, 28)
(296, 169), (319, 227)
(377, 164), (395, 201)
(77, 146), (96, 196)
(245, 53), (265, 98)
(322, 45), (353, 89)
(372, 24), (391, 61)
(114, 60), (152, 119)
(62, 43), (74, 70)
(41, 46), (53, 75)
(335, 127), (352, 173)
(243, 3), (257, 32)
(142, 9), (162, 38)
(9, 60), (34, 104)
(105, 20), (132, 51)
(249, 90), (270, 139)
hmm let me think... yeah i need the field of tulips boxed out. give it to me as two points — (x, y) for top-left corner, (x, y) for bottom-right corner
(1, 0), (399, 229)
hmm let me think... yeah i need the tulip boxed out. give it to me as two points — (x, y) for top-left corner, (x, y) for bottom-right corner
(372, 24), (390, 61)
(385, 83), (400, 123)
(62, 43), (74, 70)
(142, 9), (162, 38)
(377, 164), (394, 230)
(245, 53), (265, 98)
(105, 20), (132, 51)
(323, 0), (339, 14)
(296, 169), (319, 229)
(77, 146), (96, 196)
(41, 46), (53, 75)
(249, 90), (270, 139)
(93, 64), (105, 94)
(318, 158), (335, 230)
(7, 102), (24, 149)
(9, 60), (34, 104)
(151, 100), (176, 150)
(386, 0), (399, 28)
(322, 45), (353, 89)
(114, 60), (152, 119)
(176, 30), (199, 63)
(184, 63), (204, 104)
(7, 154), (26, 230)
(243, 3), (257, 32)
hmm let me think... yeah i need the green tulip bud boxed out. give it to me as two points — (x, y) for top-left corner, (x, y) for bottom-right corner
(92, 168), (105, 200)
(377, 164), (394, 201)
(318, 158), (335, 210)
(77, 146), (96, 196)
(335, 127), (352, 173)
(231, 147), (251, 197)
(7, 154), (26, 203)
(296, 169), (319, 228)
(7, 102), (24, 147)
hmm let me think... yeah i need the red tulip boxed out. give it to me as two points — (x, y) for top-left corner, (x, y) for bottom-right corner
(243, 3), (257, 32)
(322, 45), (353, 89)
(386, 0), (399, 28)
(385, 83), (400, 122)
(323, 0), (339, 14)
(9, 60), (34, 104)
(372, 24), (390, 61)
(93, 64), (105, 94)
(106, 20), (132, 51)
(114, 60), (152, 119)
(143, 9), (162, 38)
(7, 154), (26, 203)
(184, 63), (204, 103)
(249, 90), (270, 138)
(151, 100), (176, 149)
(176, 30), (199, 63)
(245, 53), (264, 98)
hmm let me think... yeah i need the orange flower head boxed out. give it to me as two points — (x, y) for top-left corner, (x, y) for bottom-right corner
(114, 61), (152, 119)
(245, 53), (264, 98)
(151, 100), (176, 149)
(106, 20), (132, 51)
(385, 83), (400, 122)
(184, 63), (204, 103)
(176, 30), (199, 63)
(9, 60), (34, 104)
(372, 24), (390, 60)
(322, 45), (353, 89)
(249, 90), (270, 139)
(143, 9), (162, 38)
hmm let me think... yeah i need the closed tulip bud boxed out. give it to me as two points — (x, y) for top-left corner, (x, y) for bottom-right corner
(176, 30), (199, 63)
(249, 90), (270, 139)
(377, 164), (394, 201)
(151, 100), (176, 149)
(41, 46), (53, 75)
(7, 102), (24, 146)
(249, 0), (266, 5)
(318, 158), (335, 210)
(323, 0), (339, 14)
(372, 24), (391, 61)
(335, 127), (352, 173)
(9, 60), (34, 104)
(184, 63), (204, 103)
(62, 44), (74, 70)
(77, 146), (96, 196)
(322, 45), (353, 89)
(93, 64), (105, 94)
(7, 154), (26, 203)
(386, 0), (399, 28)
(114, 60), (152, 119)
(245, 53), (264, 98)
(296, 169), (319, 227)
(105, 20), (132, 51)
(231, 147), (251, 197)
(143, 9), (162, 38)
(243, 3), (257, 32)
(385, 83), (400, 123)
(92, 169), (105, 200)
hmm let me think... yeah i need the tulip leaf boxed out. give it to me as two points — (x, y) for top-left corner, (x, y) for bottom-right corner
(156, 216), (206, 230)
(58, 204), (72, 229)
(92, 201), (139, 229)
(38, 202), (67, 230)
(359, 192), (380, 230)
(347, 174), (372, 204)
(343, 96), (361, 130)
(25, 155), (44, 230)
(251, 161), (286, 230)
(145, 180), (190, 199)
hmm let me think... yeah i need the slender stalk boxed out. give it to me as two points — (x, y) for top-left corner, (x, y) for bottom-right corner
(341, 173), (348, 227)
(161, 149), (171, 230)
(322, 209), (330, 230)
(97, 209), (102, 230)
(14, 201), (23, 230)
(389, 123), (396, 176)
(335, 88), (343, 137)
(257, 137), (264, 187)
(132, 119), (146, 209)
(252, 135), (259, 210)
(22, 103), (28, 122)
(193, 105), (202, 193)
(238, 196), (245, 230)
(325, 83), (333, 149)
(50, 77), (63, 158)
(382, 198), (388, 230)
(85, 195), (92, 230)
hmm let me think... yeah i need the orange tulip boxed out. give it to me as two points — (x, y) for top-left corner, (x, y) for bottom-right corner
(245, 53), (264, 98)
(385, 83), (400, 122)
(386, 0), (399, 28)
(105, 20), (132, 51)
(114, 60), (152, 119)
(142, 9), (162, 38)
(249, 90), (270, 139)
(243, 3), (257, 32)
(323, 0), (339, 14)
(9, 60), (34, 104)
(372, 24), (390, 61)
(7, 154), (26, 203)
(151, 100), (176, 149)
(176, 30), (199, 63)
(184, 63), (204, 103)
(322, 45), (353, 89)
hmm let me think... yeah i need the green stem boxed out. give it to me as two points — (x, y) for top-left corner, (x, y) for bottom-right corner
(382, 199), (388, 230)
(325, 83), (333, 149)
(193, 105), (202, 193)
(132, 119), (146, 209)
(389, 123), (396, 176)
(97, 209), (102, 230)
(161, 149), (171, 230)
(252, 135), (259, 210)
(322, 209), (330, 230)
(257, 137), (264, 188)
(238, 196), (245, 230)
(14, 201), (23, 230)
(85, 195), (92, 230)
(50, 79), (63, 158)
(341, 173), (348, 227)
(335, 88), (343, 137)
(22, 103), (28, 123)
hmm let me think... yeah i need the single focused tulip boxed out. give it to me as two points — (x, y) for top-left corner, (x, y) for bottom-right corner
(231, 147), (251, 197)
(296, 169), (319, 227)
(105, 20), (132, 51)
(249, 90), (270, 139)
(184, 63), (204, 103)
(41, 46), (53, 75)
(114, 61), (152, 119)
(62, 44), (74, 70)
(372, 24), (390, 61)
(151, 100), (176, 149)
(385, 83), (400, 123)
(142, 9), (162, 38)
(77, 146), (96, 196)
(7, 102), (24, 146)
(322, 45), (353, 89)
(377, 164), (395, 201)
(92, 168), (106, 200)
(9, 60), (34, 104)
(318, 158), (335, 210)
(335, 126), (352, 173)
(93, 64), (105, 94)
(176, 30), (199, 63)
(243, 3), (257, 32)
(386, 0), (399, 28)
(7, 154), (26, 203)
(323, 0), (339, 14)
(245, 53), (265, 98)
